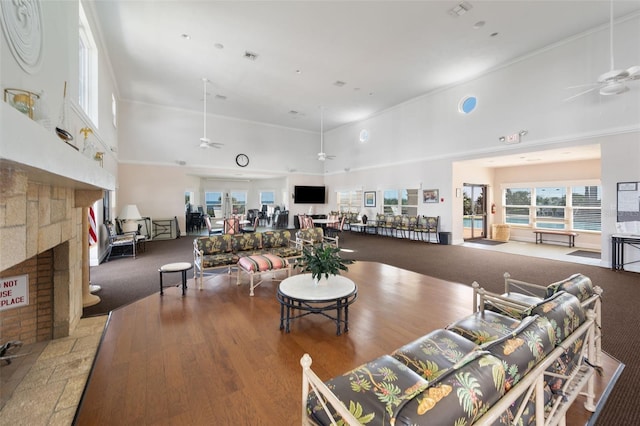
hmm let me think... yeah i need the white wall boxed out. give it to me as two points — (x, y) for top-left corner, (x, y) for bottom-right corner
(1, 1), (120, 266)
(601, 133), (640, 271)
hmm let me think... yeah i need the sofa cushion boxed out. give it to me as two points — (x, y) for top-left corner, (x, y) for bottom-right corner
(201, 253), (238, 268)
(232, 233), (262, 252)
(299, 227), (324, 243)
(395, 352), (506, 425)
(266, 246), (301, 259)
(238, 254), (287, 272)
(261, 230), (292, 249)
(446, 311), (521, 345)
(527, 292), (585, 344)
(482, 316), (556, 393)
(545, 273), (594, 302)
(307, 355), (428, 426)
(392, 329), (478, 381)
(195, 235), (234, 254)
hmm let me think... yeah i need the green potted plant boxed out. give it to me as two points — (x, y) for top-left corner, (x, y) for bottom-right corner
(294, 243), (354, 283)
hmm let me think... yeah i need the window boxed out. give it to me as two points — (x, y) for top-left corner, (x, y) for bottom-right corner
(79, 3), (98, 124)
(535, 187), (566, 229)
(383, 190), (398, 214)
(230, 191), (246, 215)
(260, 191), (275, 206)
(503, 184), (601, 232)
(337, 190), (362, 213)
(572, 186), (602, 231)
(402, 189), (418, 216)
(205, 191), (222, 217)
(505, 188), (532, 225)
(383, 189), (418, 215)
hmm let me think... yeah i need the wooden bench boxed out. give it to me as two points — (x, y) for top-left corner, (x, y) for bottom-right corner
(533, 229), (578, 247)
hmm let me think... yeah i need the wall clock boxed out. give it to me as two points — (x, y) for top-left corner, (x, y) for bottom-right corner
(235, 153), (249, 167)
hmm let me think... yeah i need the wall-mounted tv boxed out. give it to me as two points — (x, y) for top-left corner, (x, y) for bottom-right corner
(294, 185), (326, 204)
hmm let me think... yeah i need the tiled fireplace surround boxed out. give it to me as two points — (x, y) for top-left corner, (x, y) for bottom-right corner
(0, 167), (102, 344)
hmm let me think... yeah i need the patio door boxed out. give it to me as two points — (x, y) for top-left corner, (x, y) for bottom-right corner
(463, 184), (487, 240)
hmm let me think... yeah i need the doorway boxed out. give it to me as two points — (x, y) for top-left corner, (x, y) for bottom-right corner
(463, 184), (487, 240)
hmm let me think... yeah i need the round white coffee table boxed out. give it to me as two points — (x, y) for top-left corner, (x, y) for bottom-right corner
(277, 274), (357, 335)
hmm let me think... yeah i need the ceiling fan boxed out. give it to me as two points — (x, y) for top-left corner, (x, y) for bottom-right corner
(317, 107), (335, 161)
(199, 77), (224, 149)
(565, 0), (639, 101)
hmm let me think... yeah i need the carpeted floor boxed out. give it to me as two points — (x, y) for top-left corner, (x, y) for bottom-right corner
(83, 231), (639, 425)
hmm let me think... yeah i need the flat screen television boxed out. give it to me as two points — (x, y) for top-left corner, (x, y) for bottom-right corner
(294, 185), (326, 204)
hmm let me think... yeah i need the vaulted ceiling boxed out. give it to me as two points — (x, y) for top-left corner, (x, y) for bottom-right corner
(90, 0), (640, 134)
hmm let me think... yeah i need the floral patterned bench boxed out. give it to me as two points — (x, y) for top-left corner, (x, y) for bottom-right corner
(193, 230), (301, 289)
(301, 274), (601, 425)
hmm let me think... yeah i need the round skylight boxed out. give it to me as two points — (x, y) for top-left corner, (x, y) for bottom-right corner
(459, 96), (477, 114)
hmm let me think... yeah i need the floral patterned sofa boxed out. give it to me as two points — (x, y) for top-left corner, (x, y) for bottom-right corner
(301, 273), (602, 425)
(193, 230), (302, 288)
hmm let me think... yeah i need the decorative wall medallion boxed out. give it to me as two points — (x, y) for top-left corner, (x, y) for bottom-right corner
(0, 0), (44, 74)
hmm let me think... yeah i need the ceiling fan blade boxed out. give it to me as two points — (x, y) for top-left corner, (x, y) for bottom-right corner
(563, 87), (597, 102)
(566, 82), (598, 90)
(626, 65), (640, 80)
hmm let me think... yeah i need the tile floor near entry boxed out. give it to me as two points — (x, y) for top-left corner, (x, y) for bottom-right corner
(0, 315), (107, 425)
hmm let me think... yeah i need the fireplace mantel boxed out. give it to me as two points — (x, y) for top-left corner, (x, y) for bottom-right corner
(0, 101), (115, 191)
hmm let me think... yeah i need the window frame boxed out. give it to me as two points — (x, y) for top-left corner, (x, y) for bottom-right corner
(502, 182), (601, 233)
(78, 3), (98, 125)
(337, 189), (362, 213)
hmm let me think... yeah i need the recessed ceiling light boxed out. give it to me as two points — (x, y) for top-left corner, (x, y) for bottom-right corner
(490, 32), (499, 37)
(333, 80), (346, 87)
(214, 43), (224, 49)
(244, 51), (259, 61)
(181, 34), (190, 40)
(215, 94), (227, 100)
(295, 69), (302, 74)
(473, 21), (485, 29)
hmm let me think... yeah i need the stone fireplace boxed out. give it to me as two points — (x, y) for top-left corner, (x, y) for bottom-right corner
(0, 102), (115, 344)
(0, 168), (103, 343)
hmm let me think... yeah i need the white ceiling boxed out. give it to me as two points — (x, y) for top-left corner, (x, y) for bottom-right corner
(89, 0), (640, 135)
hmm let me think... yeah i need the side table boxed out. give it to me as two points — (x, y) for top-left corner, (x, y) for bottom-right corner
(159, 262), (192, 296)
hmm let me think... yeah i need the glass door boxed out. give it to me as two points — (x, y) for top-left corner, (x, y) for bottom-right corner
(463, 184), (487, 240)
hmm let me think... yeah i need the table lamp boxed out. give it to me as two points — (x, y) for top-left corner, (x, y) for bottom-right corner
(119, 204), (142, 233)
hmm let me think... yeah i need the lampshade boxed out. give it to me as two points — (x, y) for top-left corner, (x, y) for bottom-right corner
(119, 204), (142, 220)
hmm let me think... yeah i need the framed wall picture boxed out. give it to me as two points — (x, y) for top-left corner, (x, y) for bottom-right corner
(364, 191), (376, 207)
(423, 189), (439, 203)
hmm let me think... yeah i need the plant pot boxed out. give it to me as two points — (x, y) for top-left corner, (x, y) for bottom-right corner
(313, 276), (330, 286)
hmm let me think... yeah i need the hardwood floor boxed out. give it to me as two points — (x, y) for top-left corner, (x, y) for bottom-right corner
(74, 261), (620, 425)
